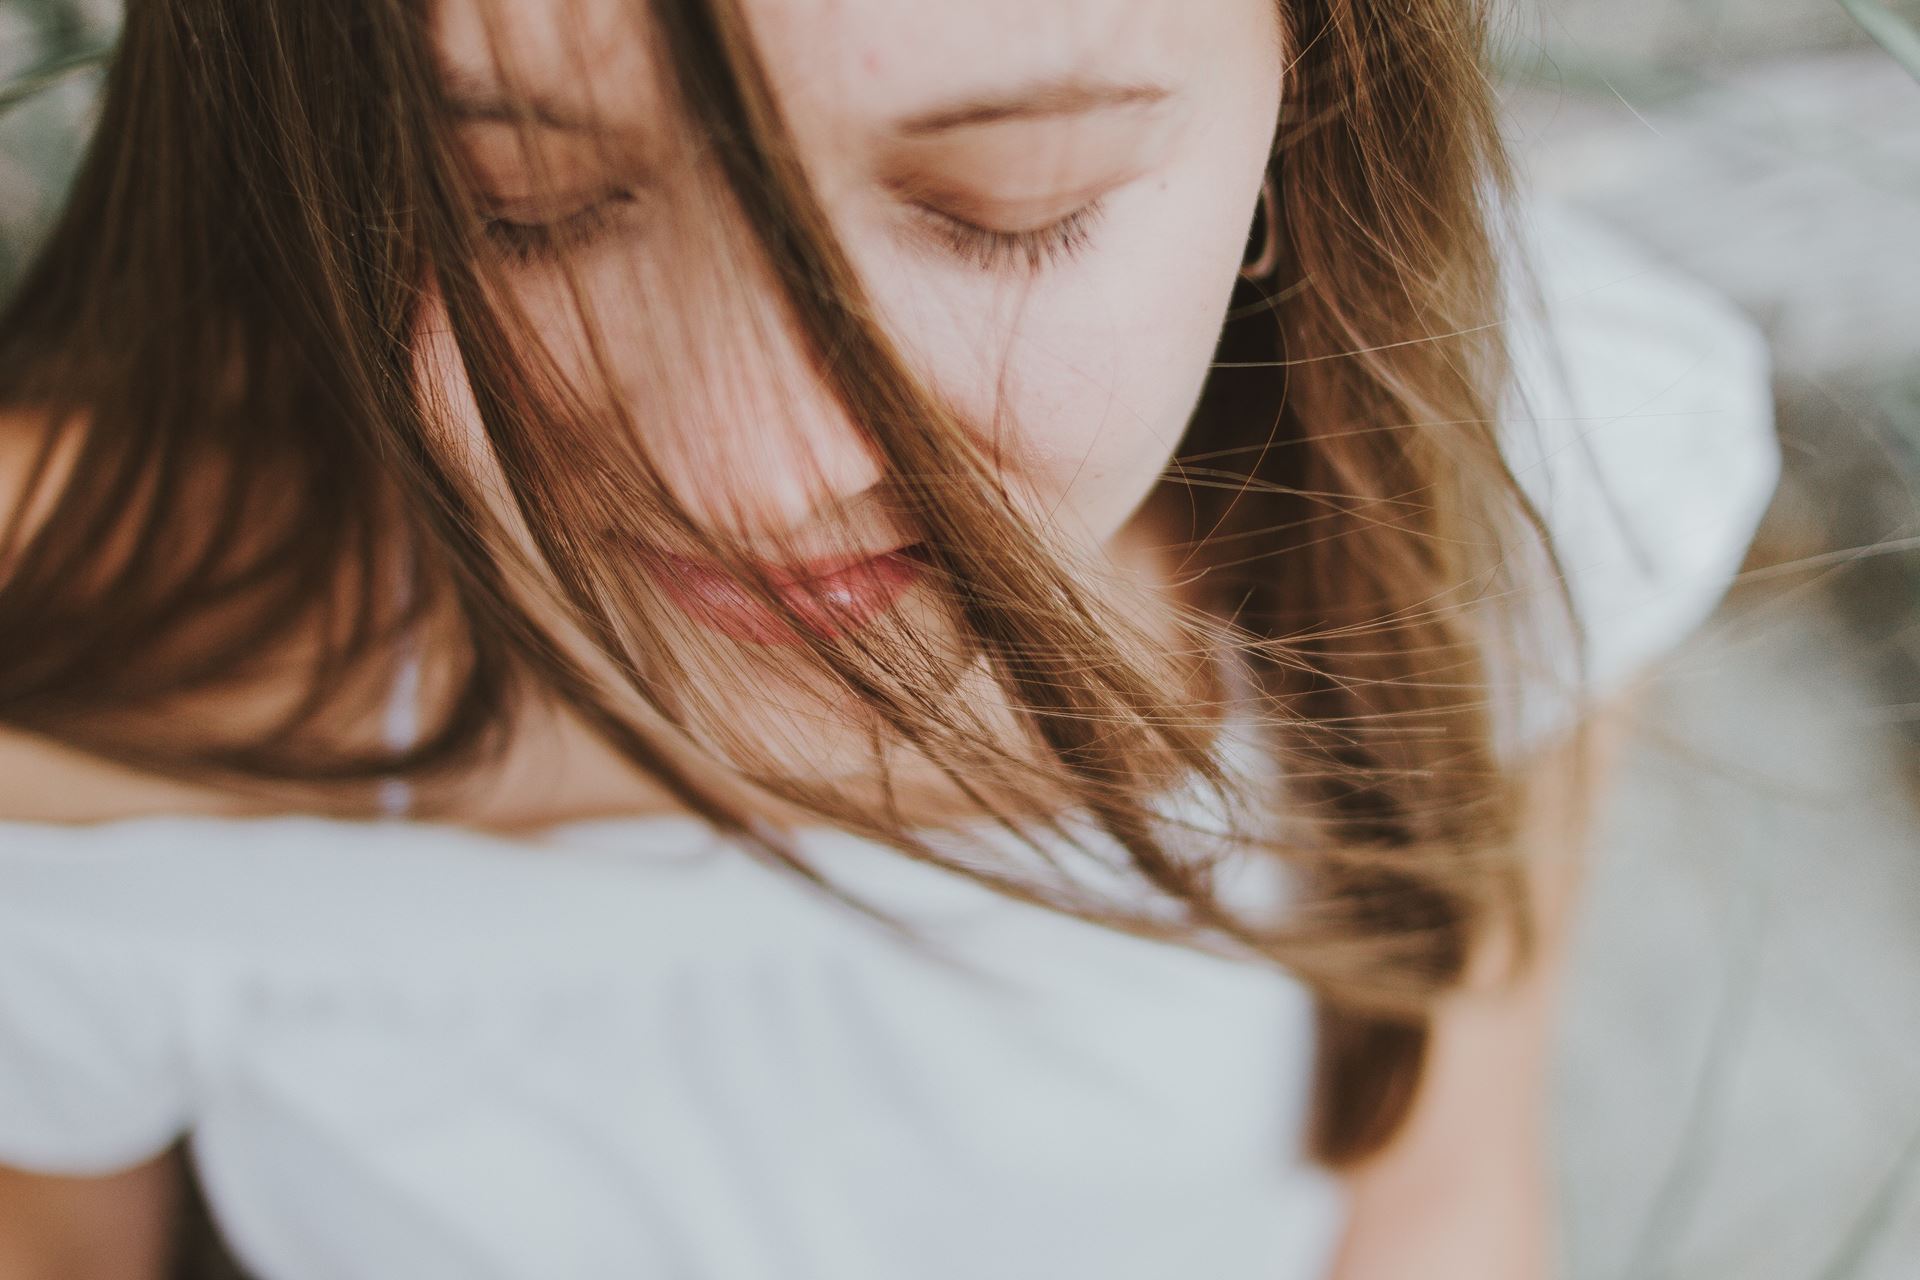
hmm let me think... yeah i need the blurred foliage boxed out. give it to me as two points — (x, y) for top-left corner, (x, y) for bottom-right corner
(0, 0), (115, 292)
(1842, 0), (1920, 78)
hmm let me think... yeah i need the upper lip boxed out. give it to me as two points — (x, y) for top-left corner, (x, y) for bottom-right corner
(639, 542), (921, 588)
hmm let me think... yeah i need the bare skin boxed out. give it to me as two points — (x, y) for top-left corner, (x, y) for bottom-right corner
(0, 1153), (182, 1280)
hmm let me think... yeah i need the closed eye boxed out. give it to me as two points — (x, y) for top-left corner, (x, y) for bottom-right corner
(474, 187), (1106, 275)
(906, 199), (1108, 274)
(478, 189), (643, 262)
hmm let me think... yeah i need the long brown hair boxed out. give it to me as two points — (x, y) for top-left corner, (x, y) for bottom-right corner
(0, 0), (1567, 1167)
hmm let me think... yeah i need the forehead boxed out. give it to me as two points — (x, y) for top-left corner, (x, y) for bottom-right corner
(434, 0), (1243, 126)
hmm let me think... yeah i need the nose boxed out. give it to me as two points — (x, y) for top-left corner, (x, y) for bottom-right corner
(641, 301), (890, 550)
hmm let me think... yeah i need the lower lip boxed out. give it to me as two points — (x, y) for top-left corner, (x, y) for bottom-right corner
(640, 548), (925, 646)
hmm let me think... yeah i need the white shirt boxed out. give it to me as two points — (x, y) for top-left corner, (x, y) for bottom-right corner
(0, 200), (1779, 1280)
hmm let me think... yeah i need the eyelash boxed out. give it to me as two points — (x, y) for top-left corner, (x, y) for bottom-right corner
(908, 200), (1107, 274)
(480, 191), (640, 264)
(480, 191), (1107, 274)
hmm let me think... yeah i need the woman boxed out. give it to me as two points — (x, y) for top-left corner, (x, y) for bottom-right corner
(0, 0), (1777, 1275)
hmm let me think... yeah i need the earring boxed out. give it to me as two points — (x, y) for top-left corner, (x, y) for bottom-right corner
(1239, 172), (1279, 282)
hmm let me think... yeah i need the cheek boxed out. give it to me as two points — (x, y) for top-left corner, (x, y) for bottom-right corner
(1003, 326), (1201, 542)
(411, 294), (493, 476)
(408, 274), (637, 477)
(969, 183), (1265, 545)
(869, 85), (1278, 549)
(408, 289), (573, 547)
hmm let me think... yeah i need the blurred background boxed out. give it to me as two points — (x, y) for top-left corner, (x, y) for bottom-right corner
(3, 1), (1918, 1276)
(1497, 3), (1920, 1277)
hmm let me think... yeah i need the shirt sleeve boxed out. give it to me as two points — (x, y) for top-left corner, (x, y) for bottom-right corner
(0, 841), (198, 1175)
(1489, 198), (1782, 755)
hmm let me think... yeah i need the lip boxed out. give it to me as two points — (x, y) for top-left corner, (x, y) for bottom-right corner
(638, 545), (925, 646)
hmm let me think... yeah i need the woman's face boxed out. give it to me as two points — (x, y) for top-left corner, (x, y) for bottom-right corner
(418, 0), (1283, 789)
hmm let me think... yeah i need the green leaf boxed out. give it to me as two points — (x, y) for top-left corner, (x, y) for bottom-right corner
(1841, 0), (1920, 81)
(0, 43), (110, 116)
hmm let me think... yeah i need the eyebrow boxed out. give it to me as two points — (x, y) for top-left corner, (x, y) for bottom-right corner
(442, 71), (605, 131)
(442, 70), (1173, 137)
(891, 76), (1174, 136)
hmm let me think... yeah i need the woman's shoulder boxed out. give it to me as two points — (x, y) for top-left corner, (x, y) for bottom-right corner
(1500, 196), (1777, 491)
(1493, 197), (1782, 745)
(0, 407), (265, 823)
(0, 409), (156, 822)
(0, 725), (259, 824)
